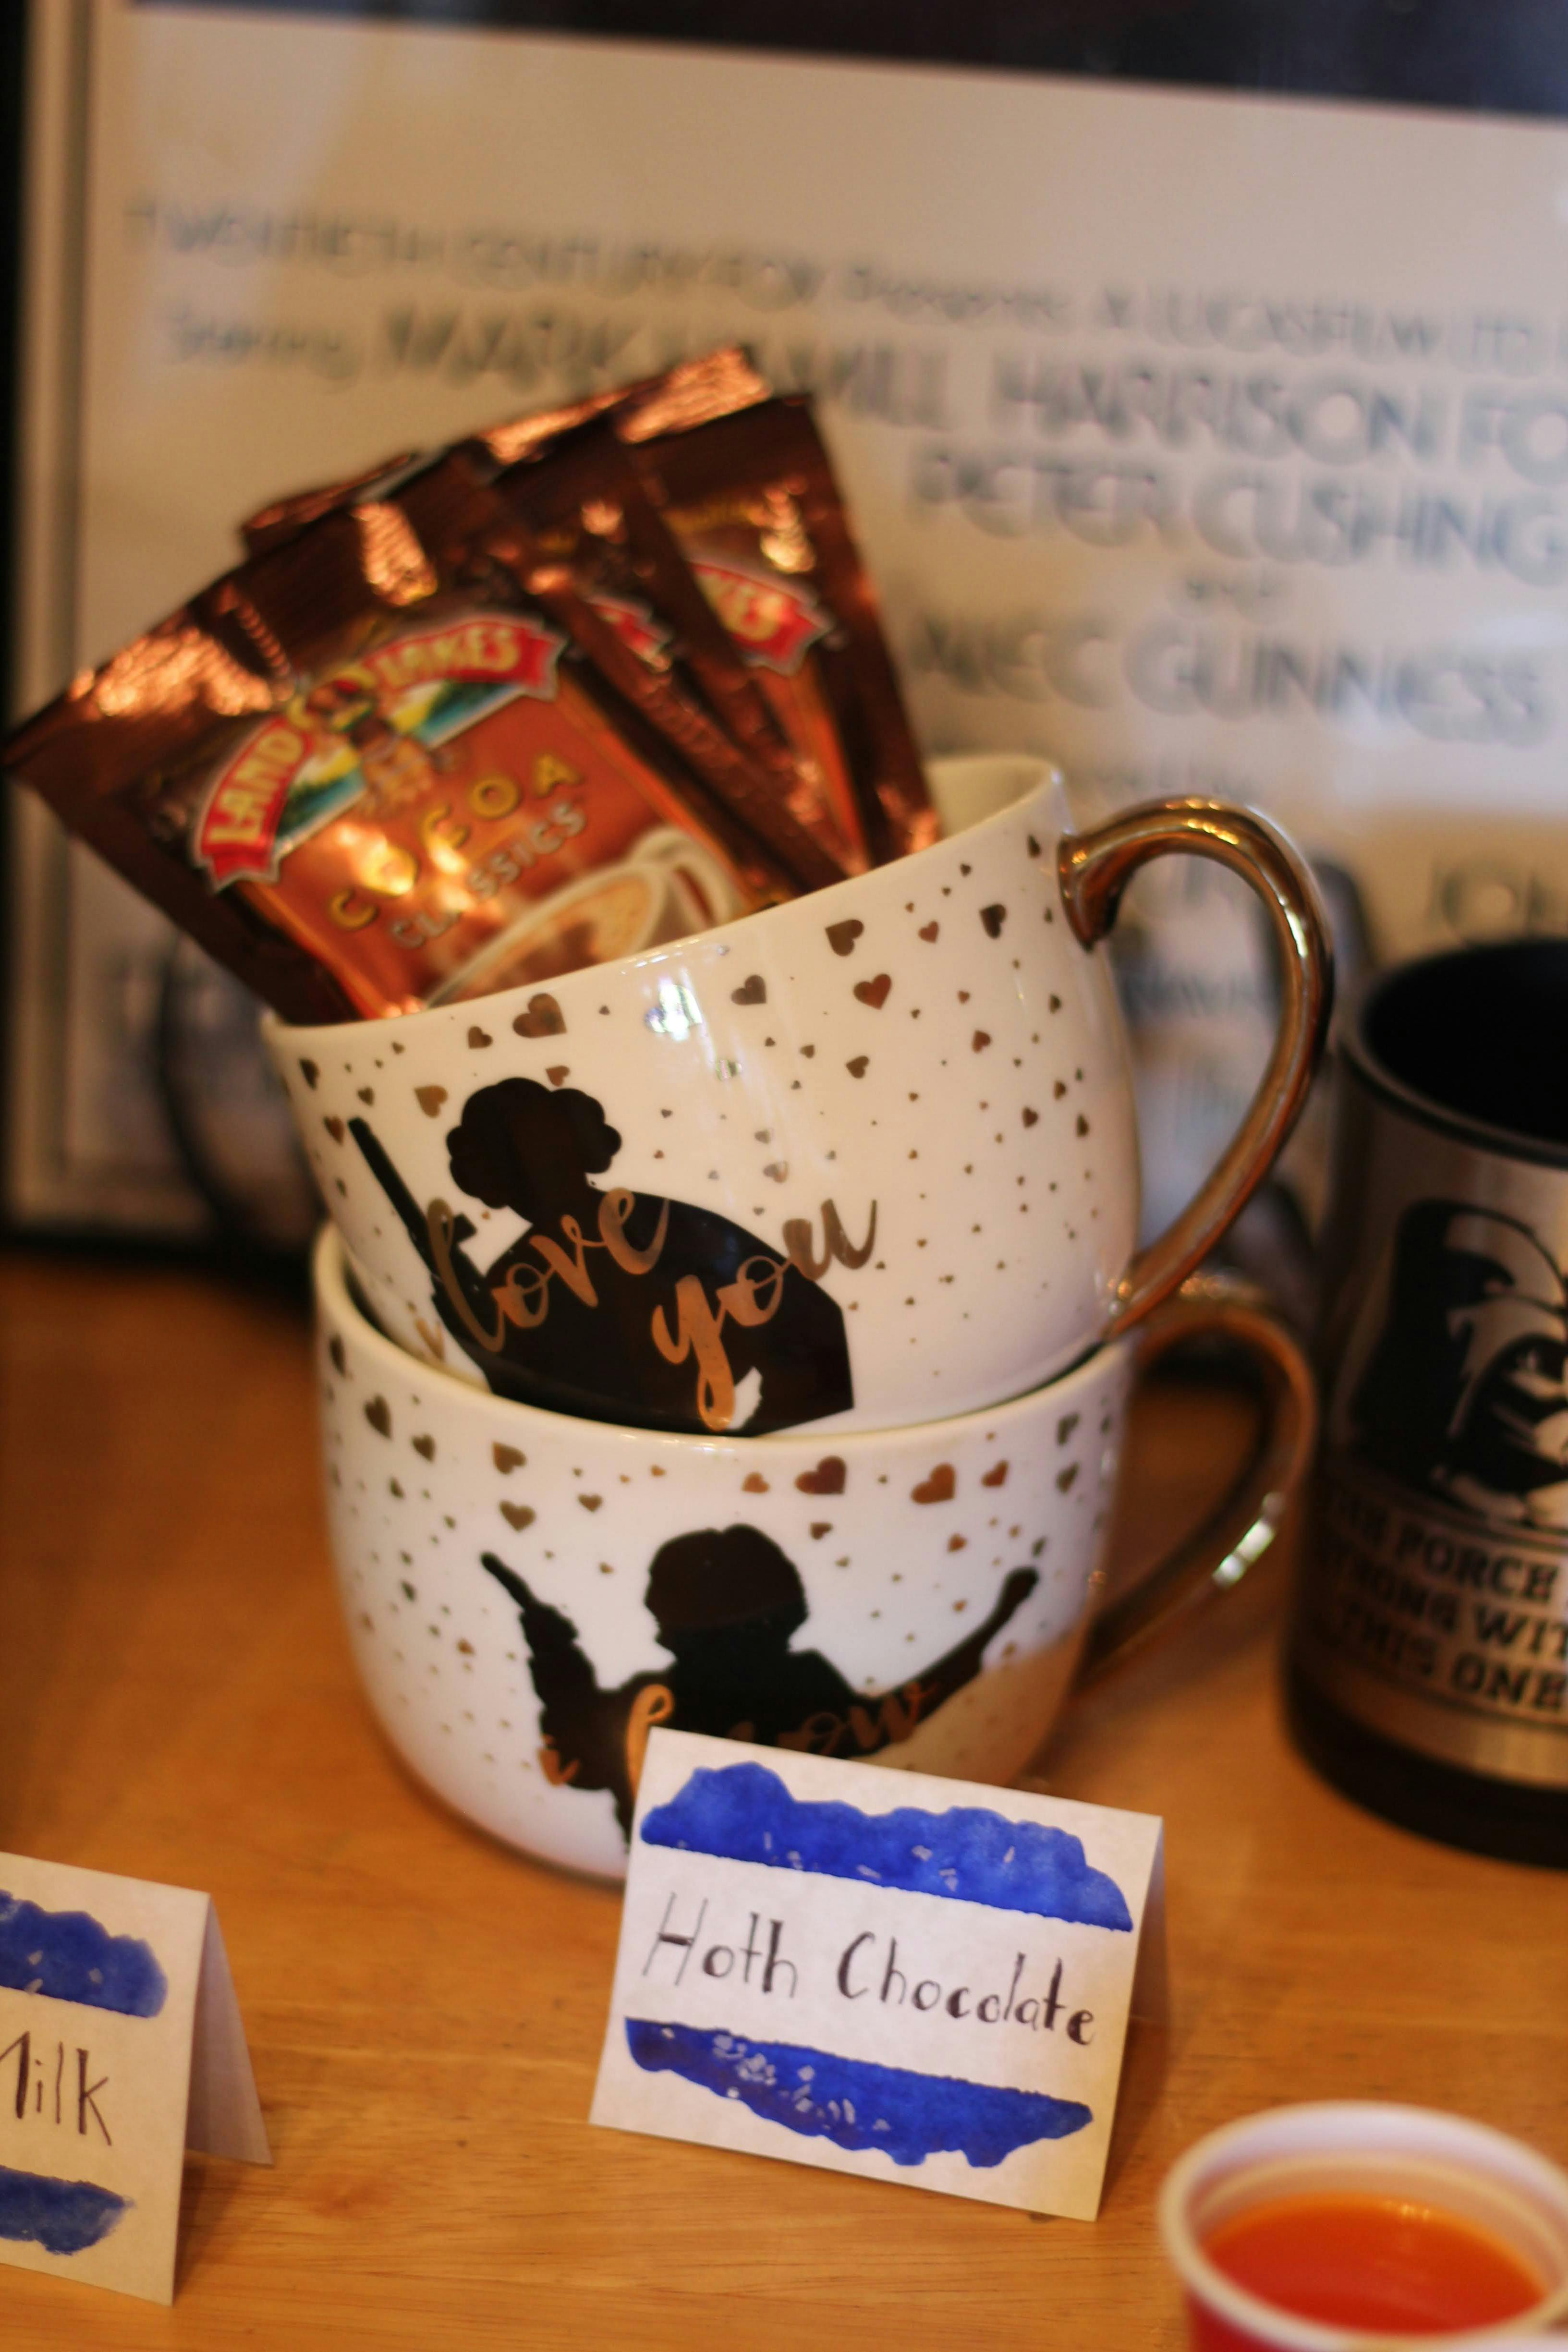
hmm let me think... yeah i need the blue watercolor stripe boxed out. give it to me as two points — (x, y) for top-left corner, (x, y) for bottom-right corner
(0, 1893), (168, 2018)
(626, 2018), (1092, 2169)
(0, 2164), (131, 2256)
(640, 1764), (1132, 1930)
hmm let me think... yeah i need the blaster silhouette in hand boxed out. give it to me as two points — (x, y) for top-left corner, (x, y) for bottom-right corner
(481, 1531), (1039, 1841)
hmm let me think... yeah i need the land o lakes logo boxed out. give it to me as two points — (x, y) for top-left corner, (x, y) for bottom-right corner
(691, 562), (830, 677)
(194, 616), (563, 885)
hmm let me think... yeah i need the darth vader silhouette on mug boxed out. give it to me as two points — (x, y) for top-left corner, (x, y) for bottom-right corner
(1345, 1200), (1568, 1533)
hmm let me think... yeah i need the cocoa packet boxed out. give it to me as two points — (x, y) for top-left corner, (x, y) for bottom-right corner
(3, 453), (800, 1023)
(238, 359), (927, 866)
(491, 419), (856, 881)
(631, 396), (936, 865)
(240, 346), (769, 558)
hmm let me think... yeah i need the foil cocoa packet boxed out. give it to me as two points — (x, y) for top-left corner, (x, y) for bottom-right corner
(631, 397), (937, 865)
(3, 455), (800, 1024)
(238, 357), (930, 865)
(399, 443), (844, 897)
(491, 420), (856, 883)
(240, 346), (769, 558)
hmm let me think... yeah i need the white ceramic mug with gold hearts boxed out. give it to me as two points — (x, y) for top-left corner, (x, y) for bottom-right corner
(272, 757), (1330, 1438)
(315, 1227), (1314, 1881)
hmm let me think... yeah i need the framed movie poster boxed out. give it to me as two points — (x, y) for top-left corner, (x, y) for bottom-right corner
(10, 1), (1568, 1235)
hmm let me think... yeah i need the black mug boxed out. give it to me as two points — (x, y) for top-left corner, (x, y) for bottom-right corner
(1288, 939), (1568, 1867)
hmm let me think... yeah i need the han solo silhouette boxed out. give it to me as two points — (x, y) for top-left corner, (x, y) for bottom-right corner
(483, 1526), (1038, 1837)
(349, 1077), (856, 1434)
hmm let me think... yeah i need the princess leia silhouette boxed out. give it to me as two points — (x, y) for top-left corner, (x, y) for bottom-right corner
(349, 1077), (854, 1435)
(482, 1526), (1038, 1837)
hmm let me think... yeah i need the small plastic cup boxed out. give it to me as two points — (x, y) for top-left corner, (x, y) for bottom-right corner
(1159, 2103), (1568, 2349)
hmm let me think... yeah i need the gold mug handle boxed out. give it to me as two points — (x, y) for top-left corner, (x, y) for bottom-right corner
(1076, 1275), (1319, 1685)
(1058, 798), (1334, 1336)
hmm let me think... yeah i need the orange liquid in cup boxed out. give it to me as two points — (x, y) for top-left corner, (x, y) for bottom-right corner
(1199, 2190), (1545, 2341)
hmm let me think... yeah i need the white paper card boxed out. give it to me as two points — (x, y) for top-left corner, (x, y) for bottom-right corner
(0, 1854), (269, 2304)
(592, 1732), (1164, 2219)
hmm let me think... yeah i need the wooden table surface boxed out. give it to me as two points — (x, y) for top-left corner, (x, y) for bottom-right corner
(2, 1245), (1564, 2349)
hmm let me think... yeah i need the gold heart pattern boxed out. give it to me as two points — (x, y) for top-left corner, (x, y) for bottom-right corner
(512, 993), (566, 1039)
(912, 1464), (956, 1504)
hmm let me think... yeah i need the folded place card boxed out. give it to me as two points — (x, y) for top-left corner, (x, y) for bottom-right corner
(592, 1731), (1165, 2219)
(0, 1854), (269, 2304)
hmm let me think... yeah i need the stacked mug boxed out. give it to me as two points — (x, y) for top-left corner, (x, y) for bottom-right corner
(270, 757), (1332, 1880)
